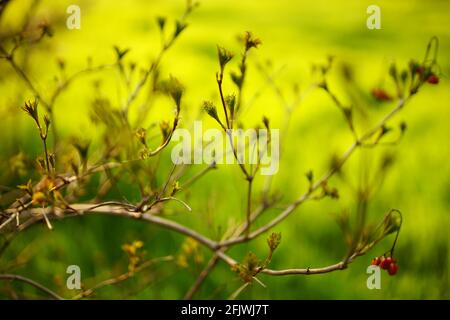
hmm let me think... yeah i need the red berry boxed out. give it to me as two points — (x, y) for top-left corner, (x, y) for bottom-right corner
(427, 74), (439, 84)
(416, 66), (425, 75)
(371, 88), (392, 101)
(388, 263), (398, 276)
(380, 257), (392, 270)
(371, 257), (381, 266)
(378, 256), (385, 267)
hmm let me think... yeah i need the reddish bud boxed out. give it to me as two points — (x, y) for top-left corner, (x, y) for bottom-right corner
(427, 74), (439, 84)
(416, 66), (425, 76)
(371, 88), (392, 102)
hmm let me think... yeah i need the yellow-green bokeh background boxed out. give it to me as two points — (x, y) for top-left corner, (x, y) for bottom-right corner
(0, 0), (449, 299)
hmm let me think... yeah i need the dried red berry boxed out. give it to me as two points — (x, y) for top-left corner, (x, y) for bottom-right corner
(427, 74), (439, 84)
(371, 257), (381, 266)
(371, 88), (392, 102)
(388, 263), (398, 276)
(380, 256), (392, 269)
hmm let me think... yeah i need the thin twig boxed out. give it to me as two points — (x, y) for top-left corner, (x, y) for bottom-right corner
(262, 253), (360, 276)
(72, 255), (173, 299)
(0, 274), (64, 300)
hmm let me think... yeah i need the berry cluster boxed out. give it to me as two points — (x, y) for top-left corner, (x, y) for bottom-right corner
(371, 256), (398, 276)
(415, 66), (440, 84)
(371, 47), (441, 103)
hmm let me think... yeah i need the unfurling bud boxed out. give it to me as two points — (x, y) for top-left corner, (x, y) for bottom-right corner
(371, 88), (392, 102)
(165, 76), (184, 110)
(135, 128), (147, 146)
(49, 153), (56, 169)
(217, 46), (234, 71)
(37, 157), (46, 171)
(113, 46), (130, 61)
(380, 125), (392, 137)
(44, 114), (51, 131)
(305, 170), (314, 184)
(156, 16), (166, 31)
(174, 20), (187, 37)
(399, 121), (407, 134)
(400, 70), (408, 84)
(22, 100), (40, 127)
(225, 94), (236, 116)
(262, 116), (270, 130)
(243, 31), (262, 51)
(342, 107), (353, 123)
(160, 121), (171, 141)
(267, 232), (281, 252)
(171, 181), (181, 196)
(203, 101), (220, 122)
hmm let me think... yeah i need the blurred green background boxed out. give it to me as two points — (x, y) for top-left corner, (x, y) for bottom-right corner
(0, 0), (449, 299)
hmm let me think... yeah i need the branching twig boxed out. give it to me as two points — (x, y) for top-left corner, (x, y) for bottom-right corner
(218, 96), (409, 248)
